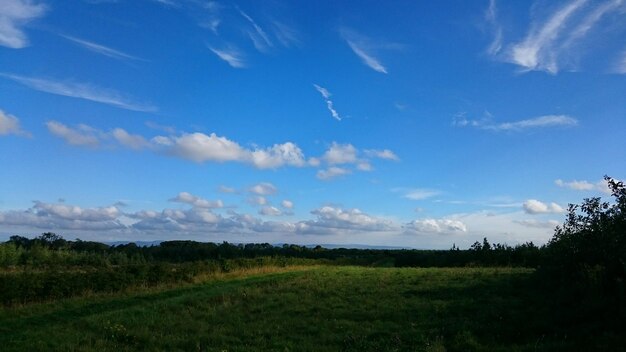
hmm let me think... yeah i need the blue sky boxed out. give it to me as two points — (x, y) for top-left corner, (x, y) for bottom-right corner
(1, 0), (625, 248)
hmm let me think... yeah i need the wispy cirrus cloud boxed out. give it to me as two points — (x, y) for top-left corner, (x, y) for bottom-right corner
(60, 35), (144, 61)
(0, 109), (30, 137)
(454, 113), (578, 131)
(237, 7), (272, 52)
(485, 0), (503, 55)
(393, 188), (441, 201)
(487, 0), (626, 73)
(1, 74), (157, 112)
(340, 28), (390, 73)
(0, 0), (47, 48)
(313, 84), (342, 121)
(208, 45), (246, 68)
(615, 50), (626, 74)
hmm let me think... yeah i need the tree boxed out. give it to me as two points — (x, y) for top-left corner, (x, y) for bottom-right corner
(545, 176), (626, 295)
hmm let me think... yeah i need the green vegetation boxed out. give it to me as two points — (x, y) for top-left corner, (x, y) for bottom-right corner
(1, 266), (623, 351)
(1, 176), (624, 351)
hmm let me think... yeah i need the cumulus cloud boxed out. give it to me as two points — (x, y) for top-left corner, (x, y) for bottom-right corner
(0, 0), (46, 48)
(555, 178), (611, 194)
(454, 113), (578, 131)
(250, 142), (306, 168)
(157, 132), (306, 169)
(247, 195), (267, 206)
(0, 201), (125, 231)
(111, 128), (151, 150)
(316, 167), (351, 180)
(1, 74), (156, 112)
(323, 142), (358, 164)
(259, 206), (282, 216)
(0, 109), (29, 136)
(249, 182), (277, 195)
(364, 149), (400, 161)
(313, 84), (342, 121)
(296, 206), (395, 235)
(522, 199), (565, 214)
(46, 121), (397, 178)
(218, 185), (237, 193)
(47, 121), (102, 147)
(169, 192), (223, 208)
(281, 200), (293, 209)
(405, 218), (467, 234)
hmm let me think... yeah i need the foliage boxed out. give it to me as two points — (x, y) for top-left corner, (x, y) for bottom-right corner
(544, 176), (626, 306)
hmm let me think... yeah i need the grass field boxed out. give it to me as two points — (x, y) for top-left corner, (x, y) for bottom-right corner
(0, 266), (622, 351)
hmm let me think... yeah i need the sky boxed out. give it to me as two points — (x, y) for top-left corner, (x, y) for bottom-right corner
(0, 0), (625, 248)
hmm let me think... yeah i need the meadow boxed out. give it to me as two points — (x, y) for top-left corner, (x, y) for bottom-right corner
(1, 265), (623, 352)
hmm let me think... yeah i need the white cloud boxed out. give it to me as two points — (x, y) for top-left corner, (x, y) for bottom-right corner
(616, 50), (626, 74)
(160, 132), (249, 163)
(250, 142), (306, 169)
(156, 133), (306, 169)
(249, 182), (277, 195)
(296, 206), (395, 234)
(259, 206), (282, 216)
(237, 7), (272, 52)
(218, 185), (237, 193)
(522, 199), (565, 214)
(489, 0), (626, 73)
(272, 21), (300, 47)
(247, 195), (267, 206)
(281, 200), (293, 209)
(60, 35), (144, 61)
(508, 0), (587, 73)
(0, 201), (125, 231)
(364, 149), (400, 161)
(208, 46), (246, 68)
(0, 109), (29, 136)
(485, 0), (503, 55)
(323, 142), (358, 164)
(555, 178), (611, 194)
(0, 0), (46, 48)
(46, 121), (101, 147)
(111, 128), (151, 150)
(393, 188), (440, 201)
(1, 74), (156, 112)
(405, 218), (467, 234)
(340, 28), (389, 74)
(316, 166), (351, 181)
(356, 162), (373, 171)
(169, 192), (223, 208)
(455, 114), (578, 131)
(313, 84), (342, 121)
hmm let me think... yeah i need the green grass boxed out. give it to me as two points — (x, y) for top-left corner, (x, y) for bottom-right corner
(0, 266), (622, 351)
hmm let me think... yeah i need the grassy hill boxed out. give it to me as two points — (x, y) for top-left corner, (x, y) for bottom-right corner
(2, 266), (622, 351)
